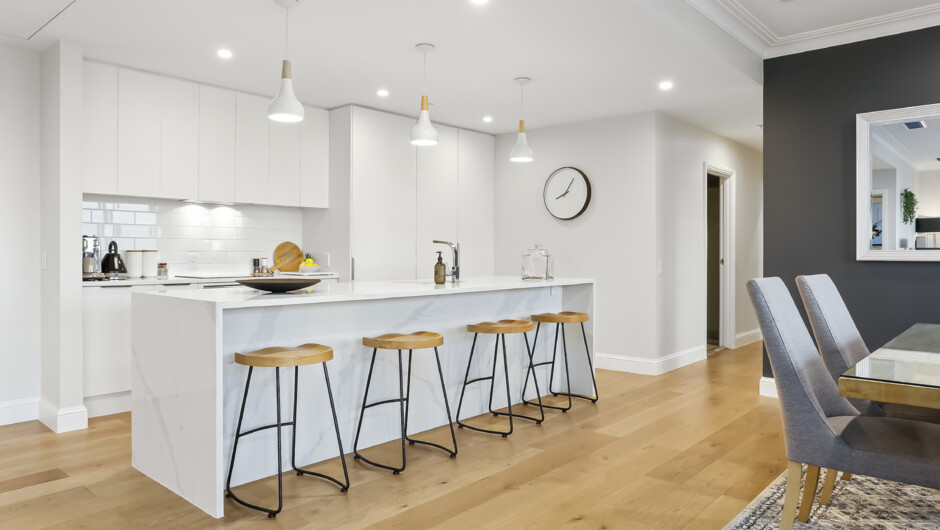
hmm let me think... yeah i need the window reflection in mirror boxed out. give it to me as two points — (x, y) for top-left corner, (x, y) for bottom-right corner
(870, 117), (940, 251)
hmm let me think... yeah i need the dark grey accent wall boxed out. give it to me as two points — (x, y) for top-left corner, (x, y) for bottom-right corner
(763, 26), (940, 378)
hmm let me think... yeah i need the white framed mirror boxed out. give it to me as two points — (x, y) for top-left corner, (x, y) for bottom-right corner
(857, 103), (940, 261)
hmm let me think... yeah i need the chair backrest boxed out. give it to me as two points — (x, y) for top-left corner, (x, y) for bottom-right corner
(746, 278), (859, 463)
(796, 274), (882, 416)
(795, 274), (870, 380)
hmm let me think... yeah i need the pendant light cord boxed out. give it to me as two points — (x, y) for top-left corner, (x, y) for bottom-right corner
(423, 50), (428, 92)
(284, 8), (288, 59)
(520, 83), (525, 121)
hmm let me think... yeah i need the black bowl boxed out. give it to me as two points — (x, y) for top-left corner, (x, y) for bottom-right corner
(236, 278), (321, 293)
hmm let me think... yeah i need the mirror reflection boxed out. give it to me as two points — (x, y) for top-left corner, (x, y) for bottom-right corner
(870, 116), (940, 250)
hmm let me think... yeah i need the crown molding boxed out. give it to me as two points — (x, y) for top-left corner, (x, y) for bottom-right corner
(685, 0), (940, 59)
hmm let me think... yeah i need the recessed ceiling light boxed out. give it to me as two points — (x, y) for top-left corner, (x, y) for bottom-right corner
(483, 116), (493, 123)
(377, 88), (389, 97)
(217, 49), (233, 59)
(659, 80), (673, 91)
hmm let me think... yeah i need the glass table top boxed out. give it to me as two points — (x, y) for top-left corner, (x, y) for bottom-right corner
(843, 323), (940, 389)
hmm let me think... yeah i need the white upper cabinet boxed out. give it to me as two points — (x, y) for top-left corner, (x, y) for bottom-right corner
(82, 62), (328, 207)
(269, 121), (302, 207)
(117, 69), (161, 197)
(300, 106), (329, 208)
(458, 129), (496, 277)
(198, 86), (236, 202)
(350, 108), (417, 281)
(416, 125), (459, 279)
(235, 93), (271, 204)
(83, 62), (118, 195)
(159, 77), (199, 200)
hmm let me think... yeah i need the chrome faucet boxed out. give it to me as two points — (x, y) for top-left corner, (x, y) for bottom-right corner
(433, 240), (460, 283)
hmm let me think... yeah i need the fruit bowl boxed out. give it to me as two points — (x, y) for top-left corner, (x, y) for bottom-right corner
(299, 265), (320, 273)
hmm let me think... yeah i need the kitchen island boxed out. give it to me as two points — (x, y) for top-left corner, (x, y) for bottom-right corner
(131, 277), (594, 518)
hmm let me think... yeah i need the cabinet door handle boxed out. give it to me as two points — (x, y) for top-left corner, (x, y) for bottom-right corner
(164, 283), (192, 287)
(101, 285), (133, 288)
(203, 283), (240, 289)
(351, 257), (355, 281)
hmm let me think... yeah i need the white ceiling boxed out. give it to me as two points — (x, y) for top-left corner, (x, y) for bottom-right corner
(0, 0), (766, 150)
(685, 0), (940, 58)
(0, 0), (73, 39)
(878, 117), (940, 171)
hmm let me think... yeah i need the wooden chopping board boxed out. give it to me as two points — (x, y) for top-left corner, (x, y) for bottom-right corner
(272, 242), (304, 272)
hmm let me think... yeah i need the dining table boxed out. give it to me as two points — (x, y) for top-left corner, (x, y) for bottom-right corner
(839, 323), (940, 410)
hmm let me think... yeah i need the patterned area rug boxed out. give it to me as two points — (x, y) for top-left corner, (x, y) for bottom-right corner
(725, 467), (940, 529)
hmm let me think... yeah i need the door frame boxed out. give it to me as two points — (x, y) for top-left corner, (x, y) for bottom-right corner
(703, 163), (736, 350)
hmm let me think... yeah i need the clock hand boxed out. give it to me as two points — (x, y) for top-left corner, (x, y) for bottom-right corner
(565, 178), (574, 193)
(556, 190), (570, 199)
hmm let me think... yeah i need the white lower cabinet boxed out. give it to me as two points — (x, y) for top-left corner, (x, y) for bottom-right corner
(83, 285), (154, 401)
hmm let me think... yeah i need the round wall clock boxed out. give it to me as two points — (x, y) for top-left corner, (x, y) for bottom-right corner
(543, 167), (592, 220)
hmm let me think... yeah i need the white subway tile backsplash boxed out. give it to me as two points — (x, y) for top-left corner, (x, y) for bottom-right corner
(83, 194), (304, 275)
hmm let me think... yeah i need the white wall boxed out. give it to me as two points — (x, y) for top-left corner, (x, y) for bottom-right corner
(494, 112), (660, 365)
(654, 113), (763, 358)
(871, 133), (917, 249)
(915, 169), (940, 217)
(493, 111), (763, 375)
(0, 46), (42, 425)
(872, 169), (897, 249)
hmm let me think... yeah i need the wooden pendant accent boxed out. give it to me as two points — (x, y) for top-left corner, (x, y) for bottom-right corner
(518, 119), (526, 133)
(281, 59), (292, 79)
(421, 95), (429, 111)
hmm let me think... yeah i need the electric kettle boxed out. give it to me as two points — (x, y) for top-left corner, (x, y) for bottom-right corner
(101, 241), (128, 275)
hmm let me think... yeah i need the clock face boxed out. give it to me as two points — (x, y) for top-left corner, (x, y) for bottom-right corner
(543, 167), (591, 220)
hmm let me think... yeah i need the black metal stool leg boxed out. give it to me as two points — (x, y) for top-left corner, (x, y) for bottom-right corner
(487, 336), (501, 416)
(353, 349), (379, 462)
(400, 349), (456, 457)
(225, 367), (253, 499)
(582, 322), (599, 402)
(225, 367), (286, 517)
(491, 332), (545, 425)
(521, 322), (540, 403)
(290, 365), (349, 491)
(550, 322), (600, 404)
(560, 324), (573, 411)
(455, 333), (479, 428)
(353, 348), (407, 474)
(524, 322), (570, 412)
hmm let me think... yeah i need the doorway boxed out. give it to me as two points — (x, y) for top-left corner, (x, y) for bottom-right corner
(703, 163), (736, 352)
(707, 174), (721, 352)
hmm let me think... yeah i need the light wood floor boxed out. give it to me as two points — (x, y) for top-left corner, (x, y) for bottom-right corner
(0, 342), (784, 529)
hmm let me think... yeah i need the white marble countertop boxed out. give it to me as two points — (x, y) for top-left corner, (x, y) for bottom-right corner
(137, 276), (594, 309)
(83, 273), (338, 287)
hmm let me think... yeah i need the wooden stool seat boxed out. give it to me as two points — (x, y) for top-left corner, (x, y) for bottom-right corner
(467, 320), (534, 334)
(234, 344), (333, 368)
(362, 331), (443, 350)
(531, 311), (589, 324)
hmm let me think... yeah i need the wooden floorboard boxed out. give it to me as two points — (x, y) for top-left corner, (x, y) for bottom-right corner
(0, 341), (783, 529)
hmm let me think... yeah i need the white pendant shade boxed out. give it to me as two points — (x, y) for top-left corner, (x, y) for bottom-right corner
(269, 60), (304, 123)
(410, 95), (438, 146)
(509, 120), (533, 163)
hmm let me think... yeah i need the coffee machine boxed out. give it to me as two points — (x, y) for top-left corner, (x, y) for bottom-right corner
(83, 235), (104, 280)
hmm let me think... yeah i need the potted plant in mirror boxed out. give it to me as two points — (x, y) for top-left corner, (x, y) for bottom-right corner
(902, 188), (918, 225)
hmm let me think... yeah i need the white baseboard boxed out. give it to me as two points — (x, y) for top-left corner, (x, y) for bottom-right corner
(759, 376), (778, 398)
(734, 329), (763, 349)
(85, 392), (130, 418)
(39, 400), (88, 433)
(0, 397), (39, 426)
(595, 345), (707, 376)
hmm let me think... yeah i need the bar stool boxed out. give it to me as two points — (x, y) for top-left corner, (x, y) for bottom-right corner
(456, 320), (545, 437)
(522, 312), (599, 412)
(353, 331), (457, 475)
(226, 344), (349, 518)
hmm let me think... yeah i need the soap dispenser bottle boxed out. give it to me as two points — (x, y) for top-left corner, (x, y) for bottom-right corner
(434, 251), (447, 285)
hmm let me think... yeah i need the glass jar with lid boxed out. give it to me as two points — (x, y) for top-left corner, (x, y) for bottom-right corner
(522, 244), (554, 280)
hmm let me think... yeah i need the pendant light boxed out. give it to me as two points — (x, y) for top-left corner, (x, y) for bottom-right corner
(268, 0), (304, 123)
(509, 77), (534, 163)
(410, 43), (438, 146)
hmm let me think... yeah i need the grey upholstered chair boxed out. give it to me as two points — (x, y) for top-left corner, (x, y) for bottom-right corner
(747, 277), (940, 530)
(796, 273), (940, 423)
